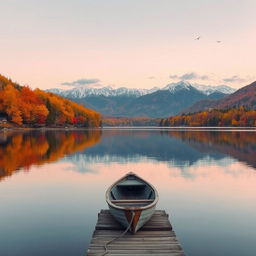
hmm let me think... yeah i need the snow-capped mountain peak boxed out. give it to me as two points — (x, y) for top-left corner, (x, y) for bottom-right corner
(47, 86), (160, 98)
(47, 81), (236, 98)
(214, 85), (236, 94)
(192, 83), (236, 95)
(163, 81), (194, 93)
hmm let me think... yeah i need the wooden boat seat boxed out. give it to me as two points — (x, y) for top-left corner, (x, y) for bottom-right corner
(111, 199), (154, 203)
(110, 199), (154, 207)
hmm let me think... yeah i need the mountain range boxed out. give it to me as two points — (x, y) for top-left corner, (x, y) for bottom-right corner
(184, 81), (256, 113)
(48, 81), (236, 117)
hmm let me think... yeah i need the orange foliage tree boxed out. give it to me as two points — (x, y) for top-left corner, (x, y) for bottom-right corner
(0, 74), (101, 127)
(160, 108), (256, 127)
(35, 89), (101, 127)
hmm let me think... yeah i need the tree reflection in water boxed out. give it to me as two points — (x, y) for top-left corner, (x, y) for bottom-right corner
(1, 129), (255, 182)
(0, 130), (101, 181)
(166, 130), (256, 169)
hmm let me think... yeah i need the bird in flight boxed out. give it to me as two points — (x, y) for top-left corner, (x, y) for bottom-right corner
(216, 40), (221, 43)
(195, 36), (201, 40)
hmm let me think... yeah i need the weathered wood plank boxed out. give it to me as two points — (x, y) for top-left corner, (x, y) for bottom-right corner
(96, 210), (172, 232)
(92, 230), (177, 238)
(86, 210), (185, 256)
(87, 249), (184, 254)
(87, 253), (184, 256)
(88, 253), (184, 255)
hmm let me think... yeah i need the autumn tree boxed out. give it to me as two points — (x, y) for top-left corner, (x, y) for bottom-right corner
(162, 108), (256, 127)
(0, 75), (101, 127)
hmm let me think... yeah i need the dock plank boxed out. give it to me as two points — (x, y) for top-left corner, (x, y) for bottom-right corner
(96, 210), (172, 231)
(86, 210), (185, 256)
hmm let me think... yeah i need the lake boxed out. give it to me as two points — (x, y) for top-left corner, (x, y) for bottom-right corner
(1, 128), (256, 256)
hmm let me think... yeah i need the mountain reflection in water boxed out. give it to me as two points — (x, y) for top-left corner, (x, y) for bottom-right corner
(1, 128), (256, 256)
(70, 129), (256, 171)
(0, 129), (256, 181)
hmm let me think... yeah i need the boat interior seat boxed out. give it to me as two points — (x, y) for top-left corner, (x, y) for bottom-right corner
(110, 199), (154, 207)
(111, 199), (154, 203)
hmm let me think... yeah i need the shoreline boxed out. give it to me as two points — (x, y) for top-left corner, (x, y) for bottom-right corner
(0, 126), (102, 131)
(1, 126), (256, 132)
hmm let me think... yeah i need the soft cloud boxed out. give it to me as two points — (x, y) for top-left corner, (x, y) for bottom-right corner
(148, 76), (156, 80)
(223, 76), (246, 83)
(61, 78), (100, 87)
(169, 75), (178, 79)
(169, 72), (209, 81)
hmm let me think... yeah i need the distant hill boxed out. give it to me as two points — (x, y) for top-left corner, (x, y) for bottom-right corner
(184, 81), (256, 113)
(102, 116), (160, 126)
(48, 81), (235, 117)
(120, 84), (207, 117)
(161, 107), (256, 127)
(216, 81), (256, 109)
(0, 74), (101, 127)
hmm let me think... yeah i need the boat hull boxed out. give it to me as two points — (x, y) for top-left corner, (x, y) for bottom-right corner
(106, 172), (158, 233)
(108, 203), (156, 233)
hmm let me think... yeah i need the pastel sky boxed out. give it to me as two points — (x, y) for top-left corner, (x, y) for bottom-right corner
(0, 0), (255, 90)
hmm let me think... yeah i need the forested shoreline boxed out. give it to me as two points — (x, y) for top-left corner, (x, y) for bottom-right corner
(0, 75), (101, 128)
(160, 108), (256, 127)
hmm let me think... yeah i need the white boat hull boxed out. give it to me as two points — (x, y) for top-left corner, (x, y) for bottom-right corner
(106, 172), (158, 233)
(108, 203), (156, 233)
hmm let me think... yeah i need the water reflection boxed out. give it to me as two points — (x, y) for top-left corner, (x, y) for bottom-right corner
(67, 129), (256, 173)
(0, 130), (101, 181)
(1, 129), (256, 256)
(167, 130), (256, 169)
(1, 129), (256, 182)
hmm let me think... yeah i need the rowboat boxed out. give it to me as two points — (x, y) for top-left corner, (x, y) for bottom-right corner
(106, 172), (158, 233)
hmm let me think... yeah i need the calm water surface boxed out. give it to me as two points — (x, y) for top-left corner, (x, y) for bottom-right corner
(1, 129), (256, 256)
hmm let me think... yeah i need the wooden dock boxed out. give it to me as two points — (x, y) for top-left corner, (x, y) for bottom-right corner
(86, 210), (185, 256)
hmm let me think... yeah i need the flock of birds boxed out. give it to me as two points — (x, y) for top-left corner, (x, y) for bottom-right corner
(195, 36), (221, 43)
